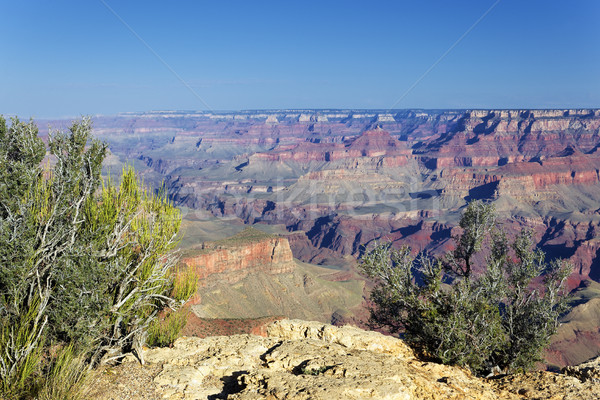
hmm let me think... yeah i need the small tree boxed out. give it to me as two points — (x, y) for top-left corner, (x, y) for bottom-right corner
(0, 117), (196, 398)
(360, 200), (570, 374)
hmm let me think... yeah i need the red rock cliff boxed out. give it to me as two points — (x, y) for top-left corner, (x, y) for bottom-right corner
(182, 229), (296, 285)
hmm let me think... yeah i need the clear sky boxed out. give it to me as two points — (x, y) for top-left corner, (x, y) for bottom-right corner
(1, 0), (599, 118)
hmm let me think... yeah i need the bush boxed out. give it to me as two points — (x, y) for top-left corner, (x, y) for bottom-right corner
(0, 117), (196, 398)
(147, 265), (198, 347)
(147, 308), (190, 348)
(171, 265), (200, 303)
(360, 200), (570, 374)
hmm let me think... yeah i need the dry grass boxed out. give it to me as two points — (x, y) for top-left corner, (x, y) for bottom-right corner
(36, 344), (92, 400)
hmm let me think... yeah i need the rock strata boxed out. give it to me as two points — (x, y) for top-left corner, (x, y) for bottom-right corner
(45, 109), (600, 369)
(181, 228), (296, 285)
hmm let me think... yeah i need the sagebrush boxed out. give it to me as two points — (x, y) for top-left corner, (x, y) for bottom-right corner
(360, 200), (570, 374)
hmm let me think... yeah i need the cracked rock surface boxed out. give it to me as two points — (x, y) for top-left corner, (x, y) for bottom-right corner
(90, 319), (600, 400)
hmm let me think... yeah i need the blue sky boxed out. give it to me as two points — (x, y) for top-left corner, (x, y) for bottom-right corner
(1, 1), (599, 118)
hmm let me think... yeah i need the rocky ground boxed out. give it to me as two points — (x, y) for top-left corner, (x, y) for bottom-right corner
(89, 320), (600, 400)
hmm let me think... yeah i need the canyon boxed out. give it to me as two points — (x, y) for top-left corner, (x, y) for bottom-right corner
(180, 227), (365, 324)
(40, 108), (600, 366)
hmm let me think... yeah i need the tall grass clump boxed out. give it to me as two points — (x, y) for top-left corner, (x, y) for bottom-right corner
(36, 344), (91, 400)
(147, 308), (191, 348)
(0, 299), (45, 399)
(148, 265), (198, 347)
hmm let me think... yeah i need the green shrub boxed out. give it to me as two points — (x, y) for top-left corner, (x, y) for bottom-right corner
(147, 308), (191, 348)
(0, 117), (195, 398)
(171, 265), (199, 303)
(360, 200), (570, 374)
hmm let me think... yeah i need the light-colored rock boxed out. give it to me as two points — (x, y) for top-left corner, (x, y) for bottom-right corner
(230, 339), (497, 400)
(90, 319), (600, 400)
(266, 319), (414, 358)
(563, 355), (600, 383)
(145, 335), (281, 399)
(376, 113), (396, 122)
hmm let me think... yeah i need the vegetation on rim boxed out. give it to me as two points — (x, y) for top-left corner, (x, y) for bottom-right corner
(360, 200), (571, 374)
(0, 116), (197, 399)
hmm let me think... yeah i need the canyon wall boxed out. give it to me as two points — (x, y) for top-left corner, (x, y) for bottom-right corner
(72, 108), (600, 289)
(181, 229), (296, 285)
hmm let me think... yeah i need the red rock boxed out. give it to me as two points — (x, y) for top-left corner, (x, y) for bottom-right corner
(255, 128), (411, 164)
(182, 232), (295, 285)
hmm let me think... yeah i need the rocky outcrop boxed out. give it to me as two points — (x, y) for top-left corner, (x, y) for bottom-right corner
(563, 355), (600, 383)
(90, 319), (600, 400)
(180, 228), (365, 322)
(181, 228), (296, 285)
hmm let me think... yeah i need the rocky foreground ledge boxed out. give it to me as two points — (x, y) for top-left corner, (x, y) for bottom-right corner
(90, 319), (599, 400)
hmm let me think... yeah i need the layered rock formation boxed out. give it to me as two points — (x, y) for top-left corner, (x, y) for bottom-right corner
(180, 227), (365, 323)
(41, 108), (600, 365)
(255, 128), (412, 164)
(89, 319), (600, 400)
(181, 228), (295, 284)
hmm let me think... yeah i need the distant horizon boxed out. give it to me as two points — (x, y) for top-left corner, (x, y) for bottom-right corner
(20, 106), (598, 121)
